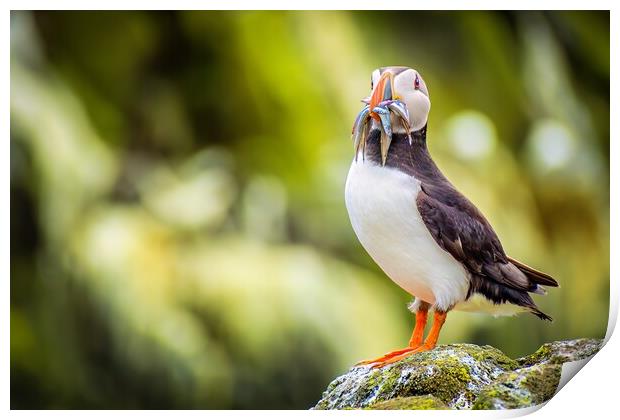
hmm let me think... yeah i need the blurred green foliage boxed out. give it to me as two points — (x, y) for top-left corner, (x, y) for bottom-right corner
(10, 10), (609, 409)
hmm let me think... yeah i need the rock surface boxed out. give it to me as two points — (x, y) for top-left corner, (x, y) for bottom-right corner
(313, 338), (603, 410)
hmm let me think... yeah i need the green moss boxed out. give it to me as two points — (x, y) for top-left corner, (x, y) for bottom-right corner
(521, 364), (561, 403)
(383, 354), (473, 404)
(518, 343), (554, 367)
(324, 380), (338, 394)
(467, 345), (519, 370)
(473, 371), (531, 410)
(368, 395), (449, 410)
(354, 371), (387, 403)
(472, 386), (532, 410)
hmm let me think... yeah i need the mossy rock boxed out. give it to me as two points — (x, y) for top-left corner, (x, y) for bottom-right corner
(472, 363), (562, 409)
(313, 338), (602, 410)
(516, 338), (603, 367)
(368, 395), (448, 410)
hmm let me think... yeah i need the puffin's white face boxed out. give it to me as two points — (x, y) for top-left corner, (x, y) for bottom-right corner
(369, 67), (430, 132)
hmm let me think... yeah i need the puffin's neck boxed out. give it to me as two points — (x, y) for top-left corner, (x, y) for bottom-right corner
(362, 125), (445, 181)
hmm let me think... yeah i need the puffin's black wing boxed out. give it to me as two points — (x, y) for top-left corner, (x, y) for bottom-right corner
(416, 185), (557, 320)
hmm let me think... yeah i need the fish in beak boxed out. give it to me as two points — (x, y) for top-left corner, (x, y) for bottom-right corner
(352, 72), (412, 165)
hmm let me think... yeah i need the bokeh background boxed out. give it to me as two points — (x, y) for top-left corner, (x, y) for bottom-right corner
(10, 10), (609, 409)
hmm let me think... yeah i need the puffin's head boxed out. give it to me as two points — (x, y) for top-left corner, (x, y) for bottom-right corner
(368, 67), (430, 132)
(352, 66), (430, 164)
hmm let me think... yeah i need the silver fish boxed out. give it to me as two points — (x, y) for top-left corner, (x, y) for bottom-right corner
(352, 105), (370, 160)
(388, 101), (413, 144)
(373, 106), (392, 166)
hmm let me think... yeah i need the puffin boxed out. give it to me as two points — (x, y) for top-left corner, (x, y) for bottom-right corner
(345, 66), (558, 368)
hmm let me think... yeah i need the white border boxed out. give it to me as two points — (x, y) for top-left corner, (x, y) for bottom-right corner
(1, 1), (616, 11)
(3, 2), (616, 419)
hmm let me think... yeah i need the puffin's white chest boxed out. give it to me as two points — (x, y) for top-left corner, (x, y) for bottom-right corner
(344, 158), (470, 309)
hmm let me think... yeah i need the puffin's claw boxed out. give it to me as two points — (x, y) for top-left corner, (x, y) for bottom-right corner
(357, 344), (435, 369)
(369, 344), (435, 368)
(355, 346), (421, 367)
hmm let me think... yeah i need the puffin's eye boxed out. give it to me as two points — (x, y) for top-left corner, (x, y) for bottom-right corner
(370, 77), (374, 90)
(414, 74), (420, 90)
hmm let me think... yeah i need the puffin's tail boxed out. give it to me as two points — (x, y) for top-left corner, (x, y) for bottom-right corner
(507, 256), (558, 322)
(507, 256), (559, 289)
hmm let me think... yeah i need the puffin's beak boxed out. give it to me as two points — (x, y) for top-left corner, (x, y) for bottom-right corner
(369, 72), (394, 121)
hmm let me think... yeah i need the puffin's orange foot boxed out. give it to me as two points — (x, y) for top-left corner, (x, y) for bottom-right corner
(355, 347), (419, 366)
(369, 344), (434, 369)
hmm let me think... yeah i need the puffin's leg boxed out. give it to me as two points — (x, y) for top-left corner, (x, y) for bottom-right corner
(408, 304), (428, 348)
(355, 305), (429, 366)
(370, 310), (448, 368)
(420, 310), (447, 349)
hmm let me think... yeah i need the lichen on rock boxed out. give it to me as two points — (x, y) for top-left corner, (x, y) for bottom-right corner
(312, 338), (602, 410)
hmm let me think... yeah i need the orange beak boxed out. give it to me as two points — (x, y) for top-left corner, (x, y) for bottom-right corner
(369, 72), (394, 122)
